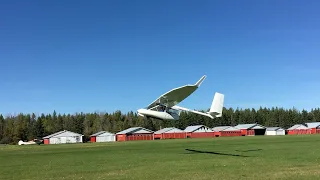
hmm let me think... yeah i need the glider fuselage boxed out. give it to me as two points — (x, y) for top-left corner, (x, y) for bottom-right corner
(137, 108), (180, 120)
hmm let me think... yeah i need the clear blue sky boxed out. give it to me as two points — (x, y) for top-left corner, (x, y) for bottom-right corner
(1, 0), (320, 115)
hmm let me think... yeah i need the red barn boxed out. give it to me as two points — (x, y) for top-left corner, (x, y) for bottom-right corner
(42, 130), (83, 144)
(184, 125), (214, 138)
(287, 124), (311, 135)
(220, 126), (242, 137)
(212, 126), (232, 137)
(90, 131), (116, 143)
(154, 127), (186, 140)
(116, 127), (154, 141)
(234, 123), (266, 136)
(305, 122), (320, 134)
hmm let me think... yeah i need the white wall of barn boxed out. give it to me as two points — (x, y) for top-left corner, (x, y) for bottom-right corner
(265, 130), (285, 136)
(276, 129), (285, 135)
(265, 131), (276, 135)
(49, 136), (83, 144)
(96, 135), (116, 142)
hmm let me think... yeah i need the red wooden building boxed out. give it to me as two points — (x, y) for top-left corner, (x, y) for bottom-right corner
(154, 127), (186, 140)
(116, 127), (154, 141)
(90, 131), (116, 143)
(212, 126), (232, 137)
(234, 123), (266, 136)
(184, 125), (215, 138)
(220, 126), (242, 137)
(305, 122), (320, 134)
(287, 124), (311, 135)
(42, 130), (83, 144)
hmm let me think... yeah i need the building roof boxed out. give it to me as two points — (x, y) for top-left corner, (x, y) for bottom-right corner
(116, 127), (154, 135)
(234, 123), (265, 129)
(287, 124), (309, 130)
(184, 125), (203, 132)
(154, 127), (184, 134)
(90, 131), (115, 137)
(43, 130), (83, 139)
(266, 127), (284, 131)
(184, 125), (213, 132)
(222, 126), (240, 131)
(212, 126), (231, 132)
(305, 122), (320, 128)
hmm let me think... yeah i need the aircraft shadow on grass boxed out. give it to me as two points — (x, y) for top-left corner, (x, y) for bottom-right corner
(235, 149), (262, 152)
(184, 148), (261, 157)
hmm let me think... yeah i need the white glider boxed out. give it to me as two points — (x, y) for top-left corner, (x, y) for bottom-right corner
(18, 140), (37, 145)
(137, 75), (224, 120)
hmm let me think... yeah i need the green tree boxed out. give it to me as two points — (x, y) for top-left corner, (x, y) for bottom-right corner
(0, 114), (4, 141)
(35, 116), (45, 138)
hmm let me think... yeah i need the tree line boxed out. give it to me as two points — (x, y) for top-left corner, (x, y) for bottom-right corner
(1, 107), (320, 144)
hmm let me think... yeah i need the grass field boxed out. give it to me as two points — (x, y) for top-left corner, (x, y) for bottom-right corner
(1, 135), (320, 180)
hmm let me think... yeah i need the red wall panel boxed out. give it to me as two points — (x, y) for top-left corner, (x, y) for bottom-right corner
(188, 132), (215, 138)
(221, 131), (242, 137)
(127, 134), (154, 141)
(162, 132), (186, 139)
(90, 137), (96, 142)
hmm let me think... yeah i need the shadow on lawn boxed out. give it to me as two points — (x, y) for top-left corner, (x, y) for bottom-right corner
(235, 149), (262, 152)
(184, 148), (257, 157)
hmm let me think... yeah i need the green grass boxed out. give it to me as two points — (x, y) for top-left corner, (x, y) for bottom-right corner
(1, 135), (320, 180)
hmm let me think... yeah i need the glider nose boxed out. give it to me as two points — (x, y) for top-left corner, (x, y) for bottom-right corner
(137, 108), (145, 114)
(137, 109), (145, 117)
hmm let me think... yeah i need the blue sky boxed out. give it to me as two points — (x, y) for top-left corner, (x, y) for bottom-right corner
(1, 0), (320, 115)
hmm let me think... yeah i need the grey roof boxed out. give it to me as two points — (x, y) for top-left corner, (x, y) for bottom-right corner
(184, 125), (213, 132)
(184, 125), (205, 132)
(43, 130), (83, 139)
(154, 127), (174, 134)
(90, 131), (115, 137)
(212, 126), (231, 132)
(116, 127), (153, 135)
(154, 127), (184, 134)
(234, 123), (265, 129)
(266, 127), (284, 131)
(305, 122), (320, 128)
(287, 124), (309, 130)
(222, 126), (240, 131)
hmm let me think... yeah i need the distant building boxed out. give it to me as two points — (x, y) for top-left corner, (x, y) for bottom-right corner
(90, 131), (116, 143)
(212, 126), (230, 137)
(184, 125), (214, 138)
(265, 127), (285, 136)
(154, 127), (186, 139)
(43, 130), (83, 145)
(305, 122), (320, 134)
(287, 124), (311, 135)
(234, 123), (266, 136)
(212, 126), (241, 137)
(116, 127), (154, 141)
(220, 126), (241, 137)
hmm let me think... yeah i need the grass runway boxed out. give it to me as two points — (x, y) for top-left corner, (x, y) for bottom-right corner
(1, 135), (320, 180)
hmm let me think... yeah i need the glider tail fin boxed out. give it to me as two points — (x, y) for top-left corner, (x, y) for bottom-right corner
(208, 92), (224, 118)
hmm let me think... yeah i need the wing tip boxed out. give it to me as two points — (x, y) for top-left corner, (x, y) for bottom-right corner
(195, 75), (206, 87)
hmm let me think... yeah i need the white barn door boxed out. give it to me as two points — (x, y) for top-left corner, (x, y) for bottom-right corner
(60, 137), (67, 143)
(97, 135), (115, 142)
